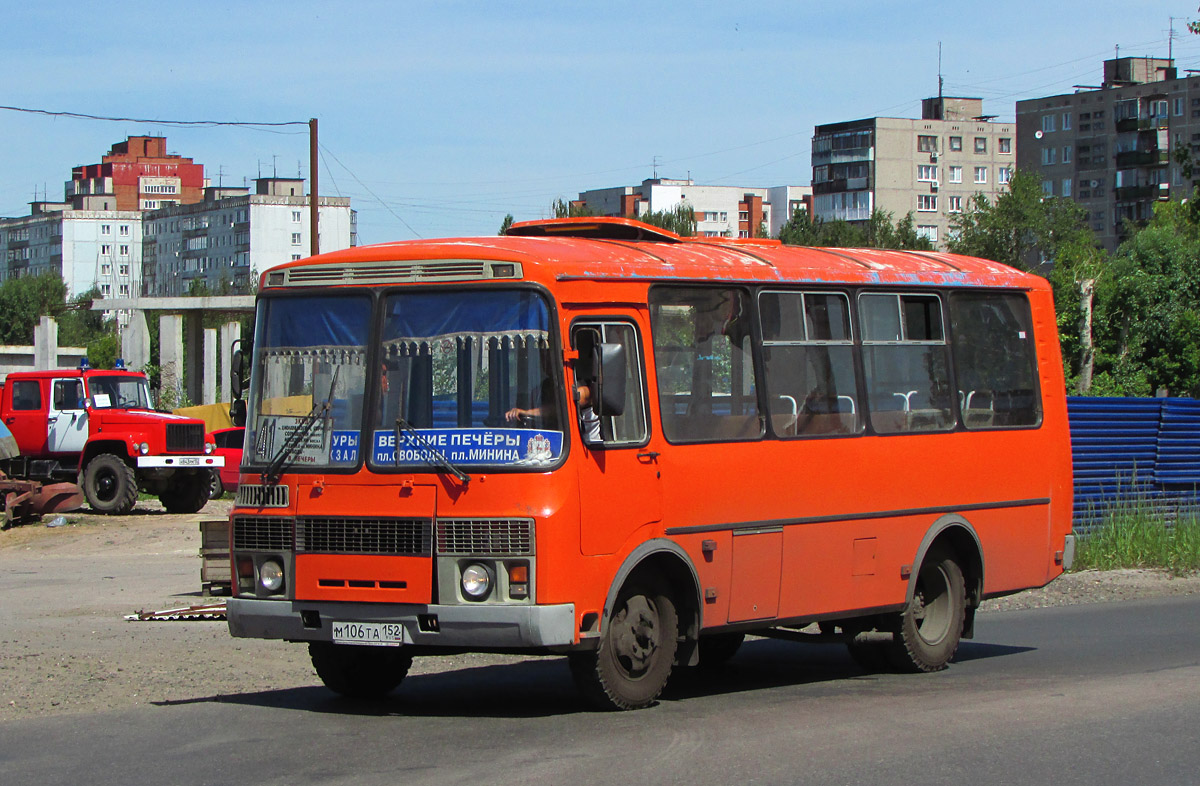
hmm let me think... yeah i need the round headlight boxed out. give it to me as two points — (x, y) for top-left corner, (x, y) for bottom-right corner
(259, 559), (285, 593)
(139, 442), (150, 455)
(461, 563), (492, 600)
(204, 442), (215, 454)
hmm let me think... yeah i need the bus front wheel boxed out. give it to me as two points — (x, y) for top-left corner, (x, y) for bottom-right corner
(569, 576), (679, 710)
(309, 642), (412, 699)
(887, 549), (965, 672)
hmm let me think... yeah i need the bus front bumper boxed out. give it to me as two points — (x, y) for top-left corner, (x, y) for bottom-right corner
(227, 597), (577, 649)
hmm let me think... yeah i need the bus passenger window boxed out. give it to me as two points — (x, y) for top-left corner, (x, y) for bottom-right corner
(759, 291), (861, 437)
(860, 293), (954, 434)
(649, 287), (762, 443)
(949, 293), (1041, 428)
(571, 322), (648, 446)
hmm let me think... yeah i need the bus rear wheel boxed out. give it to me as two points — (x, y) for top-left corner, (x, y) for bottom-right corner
(569, 576), (678, 710)
(309, 642), (413, 699)
(887, 549), (965, 673)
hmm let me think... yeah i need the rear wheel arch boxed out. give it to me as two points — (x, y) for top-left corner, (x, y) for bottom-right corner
(911, 514), (984, 633)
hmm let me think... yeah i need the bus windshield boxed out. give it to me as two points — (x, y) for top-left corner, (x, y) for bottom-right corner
(371, 289), (563, 470)
(246, 293), (372, 470)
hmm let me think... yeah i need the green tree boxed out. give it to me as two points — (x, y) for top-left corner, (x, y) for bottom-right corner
(0, 273), (68, 344)
(498, 214), (514, 235)
(551, 198), (594, 218)
(777, 207), (931, 250)
(947, 169), (1093, 270)
(638, 202), (696, 237)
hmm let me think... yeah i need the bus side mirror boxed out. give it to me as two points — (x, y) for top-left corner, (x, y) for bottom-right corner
(230, 398), (247, 428)
(230, 348), (246, 398)
(595, 342), (626, 417)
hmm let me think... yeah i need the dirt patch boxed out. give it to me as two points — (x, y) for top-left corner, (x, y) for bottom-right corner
(3, 505), (1197, 720)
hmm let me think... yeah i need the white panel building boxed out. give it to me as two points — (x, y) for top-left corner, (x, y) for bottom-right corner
(142, 178), (355, 296)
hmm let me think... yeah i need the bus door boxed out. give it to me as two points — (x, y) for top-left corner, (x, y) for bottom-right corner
(571, 319), (662, 556)
(48, 378), (88, 454)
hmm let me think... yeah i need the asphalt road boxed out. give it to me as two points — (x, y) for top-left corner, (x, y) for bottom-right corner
(2, 596), (1198, 786)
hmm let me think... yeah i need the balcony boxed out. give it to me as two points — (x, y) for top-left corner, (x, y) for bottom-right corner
(1113, 184), (1162, 201)
(1115, 150), (1168, 167)
(1115, 116), (1170, 133)
(811, 147), (873, 167)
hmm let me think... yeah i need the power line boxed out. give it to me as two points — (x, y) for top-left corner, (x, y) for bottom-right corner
(0, 103), (306, 129)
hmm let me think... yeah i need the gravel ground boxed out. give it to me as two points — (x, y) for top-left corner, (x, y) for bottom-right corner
(2, 501), (1198, 720)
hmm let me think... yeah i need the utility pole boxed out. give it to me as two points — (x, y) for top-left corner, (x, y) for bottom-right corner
(309, 118), (319, 258)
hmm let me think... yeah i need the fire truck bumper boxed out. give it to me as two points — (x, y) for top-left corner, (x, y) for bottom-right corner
(227, 597), (577, 649)
(138, 456), (225, 468)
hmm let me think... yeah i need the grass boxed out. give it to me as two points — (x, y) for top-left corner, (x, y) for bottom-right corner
(1073, 497), (1200, 576)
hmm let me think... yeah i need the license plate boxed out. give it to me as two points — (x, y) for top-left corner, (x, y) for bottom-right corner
(177, 457), (200, 466)
(331, 621), (406, 647)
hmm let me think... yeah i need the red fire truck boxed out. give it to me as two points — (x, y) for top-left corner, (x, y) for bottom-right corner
(0, 362), (222, 514)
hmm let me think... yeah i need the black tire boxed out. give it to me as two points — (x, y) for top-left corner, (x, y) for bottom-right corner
(846, 634), (893, 673)
(887, 549), (966, 673)
(309, 642), (412, 699)
(207, 470), (224, 500)
(569, 576), (679, 710)
(696, 632), (745, 668)
(82, 453), (138, 514)
(159, 471), (211, 514)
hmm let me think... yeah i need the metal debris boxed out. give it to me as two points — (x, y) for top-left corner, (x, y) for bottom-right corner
(125, 603), (227, 621)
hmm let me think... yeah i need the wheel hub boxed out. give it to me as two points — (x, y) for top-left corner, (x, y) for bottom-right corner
(611, 596), (659, 675)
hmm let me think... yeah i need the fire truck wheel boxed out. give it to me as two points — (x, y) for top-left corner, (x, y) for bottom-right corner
(159, 472), (211, 514)
(309, 642), (412, 698)
(886, 548), (965, 673)
(82, 454), (138, 514)
(568, 575), (678, 710)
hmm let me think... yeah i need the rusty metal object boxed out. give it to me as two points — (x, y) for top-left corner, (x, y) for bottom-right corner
(1, 477), (85, 528)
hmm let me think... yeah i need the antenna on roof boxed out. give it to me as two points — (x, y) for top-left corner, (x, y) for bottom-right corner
(938, 41), (943, 99)
(653, 155), (660, 179)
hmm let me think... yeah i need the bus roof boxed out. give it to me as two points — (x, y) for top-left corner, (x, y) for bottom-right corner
(264, 217), (1048, 292)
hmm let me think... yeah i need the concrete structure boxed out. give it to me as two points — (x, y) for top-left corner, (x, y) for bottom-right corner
(0, 316), (87, 382)
(141, 178), (355, 296)
(811, 97), (1015, 249)
(1016, 56), (1191, 251)
(576, 179), (811, 239)
(68, 136), (205, 212)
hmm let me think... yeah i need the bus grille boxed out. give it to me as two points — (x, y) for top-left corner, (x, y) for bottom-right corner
(297, 517), (432, 556)
(284, 259), (502, 286)
(166, 423), (205, 453)
(236, 483), (290, 508)
(436, 519), (535, 556)
(233, 516), (294, 551)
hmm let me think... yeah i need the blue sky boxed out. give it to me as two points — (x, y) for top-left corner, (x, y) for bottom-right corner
(2, 1), (1197, 243)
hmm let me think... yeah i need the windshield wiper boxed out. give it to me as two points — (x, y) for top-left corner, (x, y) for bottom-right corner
(261, 367), (339, 486)
(393, 416), (471, 485)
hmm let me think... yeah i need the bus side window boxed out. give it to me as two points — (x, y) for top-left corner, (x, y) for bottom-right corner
(759, 291), (862, 437)
(949, 293), (1041, 429)
(860, 293), (955, 434)
(571, 321), (648, 447)
(649, 287), (762, 443)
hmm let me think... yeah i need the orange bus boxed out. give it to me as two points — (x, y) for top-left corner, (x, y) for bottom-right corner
(227, 217), (1074, 710)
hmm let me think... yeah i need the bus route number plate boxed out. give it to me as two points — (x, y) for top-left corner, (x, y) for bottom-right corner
(331, 621), (406, 646)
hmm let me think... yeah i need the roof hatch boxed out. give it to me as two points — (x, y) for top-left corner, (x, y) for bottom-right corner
(506, 216), (682, 243)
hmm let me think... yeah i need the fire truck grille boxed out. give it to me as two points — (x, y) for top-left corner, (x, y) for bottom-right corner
(435, 519), (535, 556)
(166, 423), (205, 453)
(232, 516), (294, 551)
(296, 517), (432, 556)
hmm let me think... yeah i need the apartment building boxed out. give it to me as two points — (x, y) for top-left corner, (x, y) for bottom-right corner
(576, 179), (811, 239)
(811, 97), (1015, 248)
(67, 136), (206, 212)
(141, 177), (355, 296)
(1015, 56), (1194, 251)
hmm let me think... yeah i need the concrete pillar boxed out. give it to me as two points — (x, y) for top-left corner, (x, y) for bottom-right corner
(120, 310), (151, 371)
(159, 314), (184, 409)
(219, 321), (242, 404)
(203, 328), (217, 405)
(34, 316), (58, 370)
(184, 312), (204, 408)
